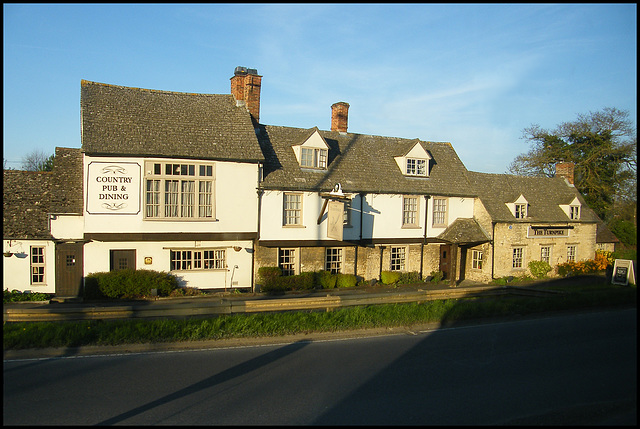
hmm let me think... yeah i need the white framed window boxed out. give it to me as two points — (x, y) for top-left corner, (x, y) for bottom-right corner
(512, 247), (524, 268)
(325, 247), (343, 273)
(515, 203), (527, 219)
(402, 196), (419, 227)
(567, 245), (576, 262)
(30, 246), (45, 285)
(569, 205), (580, 220)
(390, 246), (406, 271)
(170, 249), (225, 271)
(283, 193), (302, 226)
(472, 250), (483, 270)
(279, 248), (298, 276)
(406, 158), (427, 176)
(432, 198), (447, 226)
(300, 147), (327, 169)
(144, 161), (214, 219)
(541, 246), (552, 264)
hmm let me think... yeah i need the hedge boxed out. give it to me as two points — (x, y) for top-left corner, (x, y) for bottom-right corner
(84, 269), (180, 299)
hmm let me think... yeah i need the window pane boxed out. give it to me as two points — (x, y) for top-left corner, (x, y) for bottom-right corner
(198, 181), (213, 218)
(284, 194), (301, 225)
(391, 247), (406, 271)
(403, 197), (417, 225)
(165, 180), (179, 217)
(325, 248), (342, 273)
(181, 180), (195, 217)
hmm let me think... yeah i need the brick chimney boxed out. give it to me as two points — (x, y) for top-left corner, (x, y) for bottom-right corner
(555, 162), (575, 185)
(230, 66), (262, 122)
(331, 102), (350, 133)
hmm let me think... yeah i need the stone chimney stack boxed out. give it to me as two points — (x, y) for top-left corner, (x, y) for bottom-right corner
(331, 102), (350, 133)
(230, 66), (262, 122)
(555, 162), (575, 185)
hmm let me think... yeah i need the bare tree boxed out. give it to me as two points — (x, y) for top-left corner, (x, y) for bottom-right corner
(21, 149), (54, 172)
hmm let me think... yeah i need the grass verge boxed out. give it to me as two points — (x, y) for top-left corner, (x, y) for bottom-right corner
(3, 282), (636, 350)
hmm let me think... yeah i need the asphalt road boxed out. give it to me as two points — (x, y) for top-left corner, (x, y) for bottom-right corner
(3, 308), (636, 425)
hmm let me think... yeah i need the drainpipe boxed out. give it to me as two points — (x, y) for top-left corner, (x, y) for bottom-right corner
(491, 222), (496, 281)
(420, 195), (430, 279)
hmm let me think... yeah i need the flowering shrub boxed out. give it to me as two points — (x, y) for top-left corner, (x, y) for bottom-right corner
(594, 250), (614, 270)
(557, 253), (611, 277)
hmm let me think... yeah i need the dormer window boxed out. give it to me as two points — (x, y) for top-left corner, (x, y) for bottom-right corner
(292, 128), (330, 170)
(395, 141), (431, 177)
(301, 147), (327, 169)
(506, 194), (529, 219)
(406, 158), (427, 176)
(569, 205), (580, 220)
(560, 197), (582, 220)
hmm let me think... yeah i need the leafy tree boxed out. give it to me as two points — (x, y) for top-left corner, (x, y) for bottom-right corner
(508, 107), (636, 222)
(21, 149), (54, 172)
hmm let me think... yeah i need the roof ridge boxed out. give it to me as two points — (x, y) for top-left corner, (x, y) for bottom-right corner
(81, 79), (230, 98)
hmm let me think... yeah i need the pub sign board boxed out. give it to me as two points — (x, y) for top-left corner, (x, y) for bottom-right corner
(611, 259), (636, 286)
(86, 162), (141, 214)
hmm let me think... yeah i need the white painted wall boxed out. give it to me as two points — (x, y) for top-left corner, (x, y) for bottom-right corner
(3, 239), (56, 294)
(83, 239), (254, 289)
(83, 155), (259, 234)
(50, 214), (84, 240)
(260, 191), (476, 241)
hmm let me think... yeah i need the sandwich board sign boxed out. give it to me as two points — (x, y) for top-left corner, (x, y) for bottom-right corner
(611, 259), (636, 286)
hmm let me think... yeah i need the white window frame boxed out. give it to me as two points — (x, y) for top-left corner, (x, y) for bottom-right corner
(402, 196), (419, 227)
(512, 247), (524, 269)
(170, 249), (226, 271)
(283, 193), (303, 226)
(567, 245), (576, 262)
(405, 158), (427, 176)
(30, 246), (45, 285)
(390, 246), (406, 271)
(569, 205), (580, 220)
(515, 203), (527, 219)
(300, 147), (327, 169)
(472, 250), (483, 270)
(541, 246), (552, 264)
(432, 198), (448, 227)
(279, 248), (299, 276)
(325, 247), (343, 274)
(144, 161), (215, 220)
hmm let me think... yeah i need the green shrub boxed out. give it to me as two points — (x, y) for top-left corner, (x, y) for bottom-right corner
(260, 271), (315, 294)
(84, 269), (179, 299)
(337, 273), (357, 288)
(3, 289), (50, 303)
(317, 270), (337, 289)
(429, 271), (444, 283)
(381, 271), (401, 285)
(399, 271), (422, 284)
(258, 267), (282, 284)
(528, 260), (552, 279)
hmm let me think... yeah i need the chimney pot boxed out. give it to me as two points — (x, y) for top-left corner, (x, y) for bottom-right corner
(331, 102), (350, 133)
(231, 66), (262, 122)
(555, 162), (575, 185)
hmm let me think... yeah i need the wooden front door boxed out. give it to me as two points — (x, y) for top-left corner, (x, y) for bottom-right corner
(439, 244), (450, 280)
(55, 242), (84, 297)
(110, 249), (136, 271)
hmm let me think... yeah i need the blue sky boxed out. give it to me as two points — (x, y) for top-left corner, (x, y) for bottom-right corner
(3, 3), (637, 173)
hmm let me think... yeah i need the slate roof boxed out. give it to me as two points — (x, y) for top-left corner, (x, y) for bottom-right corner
(257, 125), (474, 196)
(437, 218), (491, 244)
(596, 222), (620, 244)
(467, 171), (600, 224)
(3, 170), (53, 239)
(81, 80), (264, 163)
